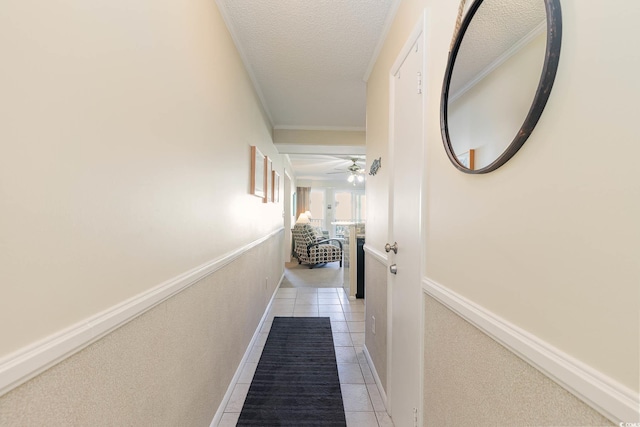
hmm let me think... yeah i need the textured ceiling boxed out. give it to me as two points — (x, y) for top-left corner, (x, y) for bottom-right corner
(215, 0), (545, 180)
(450, 0), (546, 95)
(216, 0), (397, 129)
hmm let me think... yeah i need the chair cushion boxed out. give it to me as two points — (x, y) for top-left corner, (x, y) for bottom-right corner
(309, 244), (342, 263)
(299, 224), (318, 243)
(312, 226), (325, 241)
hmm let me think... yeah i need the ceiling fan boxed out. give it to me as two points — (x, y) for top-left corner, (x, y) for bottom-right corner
(326, 157), (365, 174)
(326, 157), (366, 184)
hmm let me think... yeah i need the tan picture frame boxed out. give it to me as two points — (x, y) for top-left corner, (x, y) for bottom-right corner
(265, 157), (272, 203)
(272, 170), (280, 203)
(250, 146), (267, 200)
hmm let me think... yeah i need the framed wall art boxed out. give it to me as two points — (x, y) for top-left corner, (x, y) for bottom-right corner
(250, 146), (267, 200)
(265, 157), (272, 203)
(272, 170), (280, 203)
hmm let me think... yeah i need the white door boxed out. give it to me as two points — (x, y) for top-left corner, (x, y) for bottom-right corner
(387, 25), (424, 427)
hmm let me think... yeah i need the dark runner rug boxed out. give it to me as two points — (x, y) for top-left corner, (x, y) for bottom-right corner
(237, 317), (347, 426)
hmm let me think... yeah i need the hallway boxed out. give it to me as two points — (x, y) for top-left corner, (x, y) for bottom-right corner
(218, 264), (393, 426)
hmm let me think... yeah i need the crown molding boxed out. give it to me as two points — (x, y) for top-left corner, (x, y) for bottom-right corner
(214, 0), (274, 127)
(449, 20), (546, 103)
(363, 0), (402, 82)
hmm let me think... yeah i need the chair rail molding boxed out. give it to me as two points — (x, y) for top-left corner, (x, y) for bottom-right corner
(422, 277), (640, 424)
(363, 244), (389, 265)
(0, 228), (285, 398)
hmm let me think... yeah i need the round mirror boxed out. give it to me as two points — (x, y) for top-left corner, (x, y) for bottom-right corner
(441, 0), (562, 173)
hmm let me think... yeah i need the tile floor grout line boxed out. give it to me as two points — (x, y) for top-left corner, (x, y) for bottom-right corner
(219, 266), (392, 427)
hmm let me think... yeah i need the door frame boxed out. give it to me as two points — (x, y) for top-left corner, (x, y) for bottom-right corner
(386, 10), (429, 426)
(283, 169), (293, 263)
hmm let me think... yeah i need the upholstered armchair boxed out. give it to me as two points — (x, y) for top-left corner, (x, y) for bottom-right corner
(292, 223), (343, 268)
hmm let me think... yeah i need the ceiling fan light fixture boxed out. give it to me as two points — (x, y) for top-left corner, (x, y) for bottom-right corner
(357, 175), (364, 182)
(347, 174), (355, 183)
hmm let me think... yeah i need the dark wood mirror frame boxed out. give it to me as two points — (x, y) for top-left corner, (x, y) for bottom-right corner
(440, 0), (562, 174)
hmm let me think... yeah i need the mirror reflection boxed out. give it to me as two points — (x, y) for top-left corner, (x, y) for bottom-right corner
(446, 0), (548, 171)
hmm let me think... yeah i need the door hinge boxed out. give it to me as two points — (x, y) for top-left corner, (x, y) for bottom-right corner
(417, 71), (422, 94)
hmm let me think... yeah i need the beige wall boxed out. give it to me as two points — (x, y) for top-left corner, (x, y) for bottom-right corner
(273, 128), (366, 147)
(0, 234), (283, 426)
(365, 0), (639, 421)
(0, 0), (289, 421)
(423, 294), (613, 426)
(0, 0), (285, 357)
(364, 253), (388, 391)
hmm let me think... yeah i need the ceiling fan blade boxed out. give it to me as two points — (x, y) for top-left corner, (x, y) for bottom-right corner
(335, 155), (365, 160)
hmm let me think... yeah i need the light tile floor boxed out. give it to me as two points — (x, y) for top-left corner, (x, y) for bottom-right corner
(218, 287), (394, 427)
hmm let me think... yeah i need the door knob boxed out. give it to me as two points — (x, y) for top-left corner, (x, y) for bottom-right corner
(384, 242), (398, 254)
(389, 264), (398, 274)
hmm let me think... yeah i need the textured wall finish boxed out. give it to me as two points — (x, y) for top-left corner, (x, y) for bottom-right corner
(0, 233), (283, 426)
(363, 250), (388, 391)
(423, 294), (613, 426)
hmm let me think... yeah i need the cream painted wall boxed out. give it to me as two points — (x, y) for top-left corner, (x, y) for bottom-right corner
(0, 0), (284, 357)
(449, 33), (546, 169)
(0, 234), (284, 425)
(273, 129), (366, 147)
(366, 0), (639, 404)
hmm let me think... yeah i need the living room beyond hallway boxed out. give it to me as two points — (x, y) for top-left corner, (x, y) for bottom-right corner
(282, 261), (344, 288)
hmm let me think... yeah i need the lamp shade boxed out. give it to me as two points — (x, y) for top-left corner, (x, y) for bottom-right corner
(296, 213), (310, 224)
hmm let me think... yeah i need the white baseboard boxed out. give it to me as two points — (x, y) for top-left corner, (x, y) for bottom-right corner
(210, 272), (285, 427)
(0, 228), (284, 398)
(210, 284), (389, 426)
(422, 277), (640, 424)
(363, 344), (388, 409)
